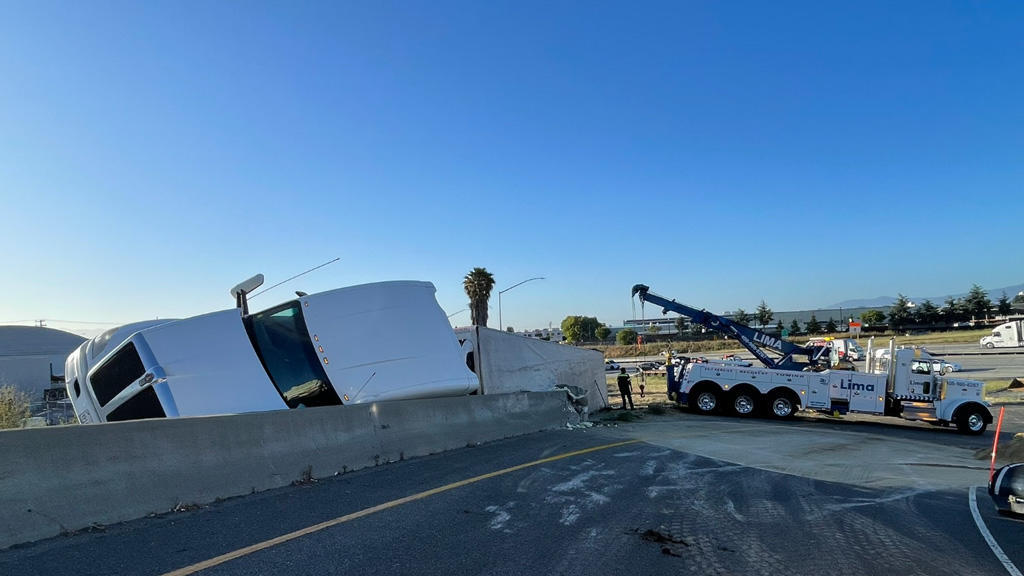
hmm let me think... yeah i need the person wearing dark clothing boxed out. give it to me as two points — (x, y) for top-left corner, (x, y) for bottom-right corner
(617, 367), (634, 410)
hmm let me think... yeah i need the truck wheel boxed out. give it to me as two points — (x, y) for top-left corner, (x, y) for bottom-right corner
(956, 408), (988, 435)
(690, 389), (720, 415)
(767, 392), (796, 419)
(985, 342), (995, 349)
(731, 390), (758, 417)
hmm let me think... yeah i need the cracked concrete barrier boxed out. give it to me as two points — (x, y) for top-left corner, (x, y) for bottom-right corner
(0, 391), (576, 549)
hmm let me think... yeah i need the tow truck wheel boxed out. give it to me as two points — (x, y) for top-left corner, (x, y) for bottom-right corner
(956, 407), (988, 435)
(690, 387), (720, 415)
(731, 389), (758, 417)
(767, 391), (797, 419)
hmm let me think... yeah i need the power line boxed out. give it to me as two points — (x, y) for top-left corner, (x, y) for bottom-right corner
(249, 257), (341, 299)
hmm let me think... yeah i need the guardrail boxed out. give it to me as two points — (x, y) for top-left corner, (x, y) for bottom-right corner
(0, 391), (576, 550)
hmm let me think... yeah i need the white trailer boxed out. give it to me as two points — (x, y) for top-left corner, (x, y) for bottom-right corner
(673, 339), (991, 434)
(65, 280), (479, 424)
(980, 320), (1024, 348)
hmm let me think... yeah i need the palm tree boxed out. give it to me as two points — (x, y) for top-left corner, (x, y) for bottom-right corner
(463, 267), (495, 327)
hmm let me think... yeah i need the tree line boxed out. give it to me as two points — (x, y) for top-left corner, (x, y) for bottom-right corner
(463, 269), (1020, 342)
(727, 284), (1018, 334)
(874, 284), (1017, 331)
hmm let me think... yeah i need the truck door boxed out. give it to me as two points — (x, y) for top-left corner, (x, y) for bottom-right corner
(836, 373), (885, 414)
(829, 372), (850, 402)
(807, 374), (829, 408)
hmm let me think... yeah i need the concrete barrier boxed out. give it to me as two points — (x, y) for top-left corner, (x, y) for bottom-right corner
(0, 391), (576, 549)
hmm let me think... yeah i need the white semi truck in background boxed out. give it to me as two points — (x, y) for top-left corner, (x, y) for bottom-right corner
(65, 279), (479, 424)
(980, 320), (1024, 348)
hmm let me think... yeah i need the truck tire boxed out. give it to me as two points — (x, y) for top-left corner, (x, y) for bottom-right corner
(985, 342), (995, 349)
(956, 407), (988, 435)
(689, 387), (720, 415)
(767, 391), (797, 419)
(730, 388), (759, 417)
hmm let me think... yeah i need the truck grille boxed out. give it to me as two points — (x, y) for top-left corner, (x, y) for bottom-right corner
(106, 387), (165, 422)
(90, 342), (145, 406)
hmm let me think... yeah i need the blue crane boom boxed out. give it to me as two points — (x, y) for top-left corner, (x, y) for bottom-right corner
(631, 284), (826, 371)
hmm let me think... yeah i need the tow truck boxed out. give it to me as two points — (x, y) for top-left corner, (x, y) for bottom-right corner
(632, 284), (993, 434)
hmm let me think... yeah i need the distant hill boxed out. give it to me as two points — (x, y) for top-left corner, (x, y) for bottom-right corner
(829, 283), (1024, 309)
(827, 295), (899, 308)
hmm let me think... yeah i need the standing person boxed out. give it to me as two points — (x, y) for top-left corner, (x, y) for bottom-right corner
(617, 367), (634, 410)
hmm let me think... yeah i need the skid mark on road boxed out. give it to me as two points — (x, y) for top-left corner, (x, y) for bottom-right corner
(639, 460), (657, 476)
(544, 462), (621, 526)
(484, 504), (513, 532)
(559, 504), (580, 525)
(820, 489), (930, 513)
(161, 439), (640, 576)
(723, 497), (745, 522)
(651, 461), (988, 576)
(550, 469), (616, 492)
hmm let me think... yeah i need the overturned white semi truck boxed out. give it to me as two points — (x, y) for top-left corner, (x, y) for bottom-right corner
(65, 279), (479, 424)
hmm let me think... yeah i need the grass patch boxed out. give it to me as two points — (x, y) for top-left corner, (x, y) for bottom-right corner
(878, 329), (992, 346)
(985, 380), (1010, 394)
(984, 380), (1024, 405)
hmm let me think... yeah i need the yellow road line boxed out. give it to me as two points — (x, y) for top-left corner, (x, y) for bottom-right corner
(162, 439), (641, 576)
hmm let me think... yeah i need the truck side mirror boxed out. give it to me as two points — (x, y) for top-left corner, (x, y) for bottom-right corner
(230, 274), (265, 299)
(230, 274), (265, 316)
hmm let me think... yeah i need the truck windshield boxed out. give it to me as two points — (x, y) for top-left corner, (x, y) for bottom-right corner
(244, 302), (341, 408)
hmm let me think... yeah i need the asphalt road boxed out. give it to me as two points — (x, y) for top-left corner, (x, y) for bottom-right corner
(4, 412), (1022, 576)
(931, 346), (1024, 382)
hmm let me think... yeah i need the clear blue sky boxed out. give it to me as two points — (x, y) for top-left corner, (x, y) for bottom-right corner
(2, 1), (1022, 337)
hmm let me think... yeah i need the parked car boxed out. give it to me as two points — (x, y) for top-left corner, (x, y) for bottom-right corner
(714, 355), (753, 367)
(990, 463), (1024, 517)
(876, 348), (960, 374)
(605, 360), (621, 371)
(931, 359), (962, 374)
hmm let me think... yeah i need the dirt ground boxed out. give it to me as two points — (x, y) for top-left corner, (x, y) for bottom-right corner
(604, 372), (671, 409)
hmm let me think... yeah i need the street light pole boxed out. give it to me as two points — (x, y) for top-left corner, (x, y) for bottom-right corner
(498, 277), (545, 332)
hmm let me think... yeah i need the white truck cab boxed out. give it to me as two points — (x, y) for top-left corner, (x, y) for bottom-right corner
(805, 337), (865, 361)
(65, 280), (479, 424)
(980, 320), (1024, 348)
